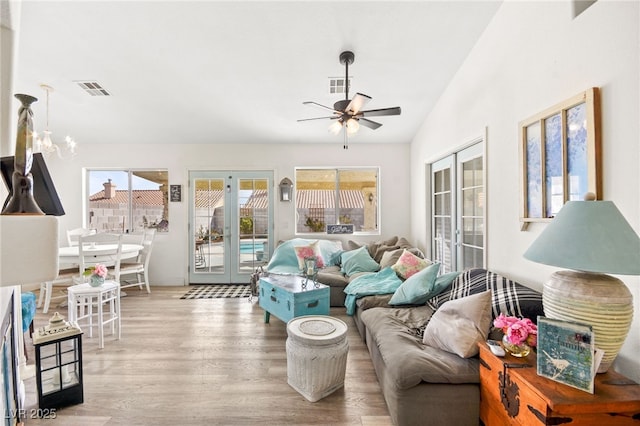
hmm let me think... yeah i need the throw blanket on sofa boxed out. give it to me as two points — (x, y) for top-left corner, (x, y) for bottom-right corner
(343, 267), (402, 315)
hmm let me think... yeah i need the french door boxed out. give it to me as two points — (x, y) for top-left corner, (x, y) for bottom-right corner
(430, 142), (485, 273)
(189, 171), (274, 284)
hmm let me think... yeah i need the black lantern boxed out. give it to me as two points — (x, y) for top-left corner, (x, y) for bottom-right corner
(33, 312), (84, 410)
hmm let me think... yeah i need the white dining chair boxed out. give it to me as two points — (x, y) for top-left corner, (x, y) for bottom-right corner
(38, 232), (124, 313)
(119, 228), (155, 293)
(76, 232), (124, 283)
(66, 227), (96, 247)
(38, 267), (78, 314)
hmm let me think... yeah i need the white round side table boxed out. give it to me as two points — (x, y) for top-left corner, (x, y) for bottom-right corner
(286, 315), (349, 402)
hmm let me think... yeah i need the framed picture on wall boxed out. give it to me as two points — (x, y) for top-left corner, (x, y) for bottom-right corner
(519, 87), (601, 225)
(170, 184), (182, 202)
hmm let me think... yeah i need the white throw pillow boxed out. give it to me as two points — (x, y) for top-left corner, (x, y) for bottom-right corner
(422, 290), (492, 358)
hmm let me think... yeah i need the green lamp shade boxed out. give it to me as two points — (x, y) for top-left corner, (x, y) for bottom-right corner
(523, 200), (640, 275)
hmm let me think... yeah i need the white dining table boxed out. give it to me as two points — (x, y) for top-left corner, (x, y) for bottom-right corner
(58, 244), (143, 267)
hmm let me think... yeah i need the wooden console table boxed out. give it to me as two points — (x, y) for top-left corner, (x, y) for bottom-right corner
(478, 342), (640, 425)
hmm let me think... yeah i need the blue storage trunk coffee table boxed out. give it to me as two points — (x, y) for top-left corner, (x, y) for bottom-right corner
(259, 275), (330, 323)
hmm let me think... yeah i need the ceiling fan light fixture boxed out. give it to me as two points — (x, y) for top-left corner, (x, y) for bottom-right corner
(328, 120), (343, 135)
(346, 118), (359, 134)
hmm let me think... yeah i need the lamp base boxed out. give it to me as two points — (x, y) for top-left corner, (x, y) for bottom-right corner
(1, 172), (44, 215)
(543, 270), (633, 373)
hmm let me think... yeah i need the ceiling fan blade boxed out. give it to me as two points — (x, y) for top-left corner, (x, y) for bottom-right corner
(346, 93), (372, 114)
(359, 118), (382, 130)
(359, 106), (401, 117)
(297, 116), (338, 122)
(303, 101), (339, 113)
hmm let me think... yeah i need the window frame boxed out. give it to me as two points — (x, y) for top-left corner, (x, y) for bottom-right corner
(294, 166), (380, 236)
(85, 168), (169, 233)
(519, 87), (601, 223)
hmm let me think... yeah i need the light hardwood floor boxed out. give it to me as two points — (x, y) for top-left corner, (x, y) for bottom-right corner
(22, 287), (393, 425)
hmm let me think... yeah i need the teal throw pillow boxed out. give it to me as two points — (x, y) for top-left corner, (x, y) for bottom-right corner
(267, 238), (314, 274)
(317, 240), (344, 267)
(340, 246), (380, 276)
(390, 267), (460, 306)
(389, 262), (440, 305)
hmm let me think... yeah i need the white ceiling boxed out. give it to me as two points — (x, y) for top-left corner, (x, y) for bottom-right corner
(13, 1), (501, 148)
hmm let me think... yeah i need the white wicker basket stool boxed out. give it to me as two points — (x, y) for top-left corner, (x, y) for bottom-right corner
(286, 315), (349, 402)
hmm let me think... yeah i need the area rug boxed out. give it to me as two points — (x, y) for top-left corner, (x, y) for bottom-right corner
(180, 285), (251, 299)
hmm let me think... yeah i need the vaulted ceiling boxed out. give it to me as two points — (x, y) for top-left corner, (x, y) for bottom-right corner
(13, 1), (501, 148)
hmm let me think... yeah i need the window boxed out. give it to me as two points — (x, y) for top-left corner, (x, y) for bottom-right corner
(520, 87), (601, 222)
(86, 169), (169, 233)
(295, 168), (378, 234)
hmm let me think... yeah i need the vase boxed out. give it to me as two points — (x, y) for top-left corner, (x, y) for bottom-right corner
(89, 275), (105, 287)
(502, 334), (531, 357)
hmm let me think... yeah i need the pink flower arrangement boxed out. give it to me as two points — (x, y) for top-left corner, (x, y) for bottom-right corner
(84, 263), (108, 278)
(493, 314), (537, 347)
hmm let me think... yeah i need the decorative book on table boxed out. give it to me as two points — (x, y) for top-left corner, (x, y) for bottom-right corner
(536, 316), (596, 393)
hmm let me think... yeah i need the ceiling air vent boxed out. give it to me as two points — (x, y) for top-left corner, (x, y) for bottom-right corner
(75, 81), (111, 96)
(329, 77), (351, 94)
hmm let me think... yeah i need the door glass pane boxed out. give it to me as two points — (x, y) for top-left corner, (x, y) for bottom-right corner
(433, 216), (452, 273)
(238, 179), (269, 273)
(194, 178), (224, 273)
(459, 153), (484, 269)
(432, 164), (454, 273)
(462, 246), (482, 270)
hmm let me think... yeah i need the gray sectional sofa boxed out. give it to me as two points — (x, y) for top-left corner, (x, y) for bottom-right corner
(267, 236), (424, 307)
(266, 239), (544, 425)
(352, 268), (544, 426)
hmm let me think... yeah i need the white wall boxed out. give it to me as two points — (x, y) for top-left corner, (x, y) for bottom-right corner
(35, 142), (410, 286)
(410, 0), (640, 380)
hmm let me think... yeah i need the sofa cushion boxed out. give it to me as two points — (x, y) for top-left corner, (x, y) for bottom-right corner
(391, 249), (431, 279)
(315, 266), (348, 287)
(372, 245), (400, 263)
(379, 248), (404, 269)
(427, 268), (544, 322)
(423, 291), (493, 358)
(356, 293), (394, 311)
(360, 307), (480, 387)
(389, 263), (442, 305)
(341, 246), (380, 276)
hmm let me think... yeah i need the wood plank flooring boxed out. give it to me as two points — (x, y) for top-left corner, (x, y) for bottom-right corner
(21, 287), (392, 425)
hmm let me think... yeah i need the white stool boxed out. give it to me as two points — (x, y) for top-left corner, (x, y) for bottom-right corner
(286, 315), (349, 402)
(67, 280), (121, 349)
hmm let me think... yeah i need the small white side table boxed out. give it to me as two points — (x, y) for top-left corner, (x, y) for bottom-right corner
(286, 315), (349, 402)
(67, 280), (121, 349)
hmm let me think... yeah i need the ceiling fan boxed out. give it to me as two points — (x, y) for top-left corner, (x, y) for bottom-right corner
(298, 50), (401, 149)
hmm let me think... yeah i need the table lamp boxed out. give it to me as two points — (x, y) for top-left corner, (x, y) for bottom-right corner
(523, 193), (640, 373)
